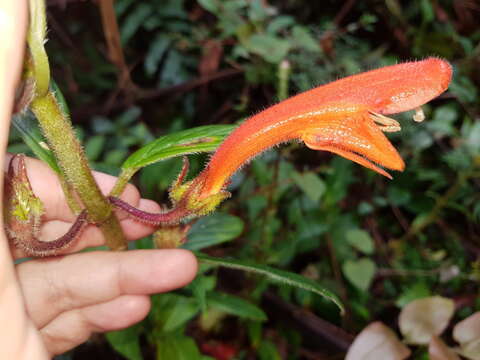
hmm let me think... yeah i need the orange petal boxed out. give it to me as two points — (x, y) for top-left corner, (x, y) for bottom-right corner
(301, 111), (405, 178)
(304, 141), (393, 179)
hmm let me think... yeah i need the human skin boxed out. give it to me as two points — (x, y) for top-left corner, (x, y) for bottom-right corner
(0, 2), (197, 358)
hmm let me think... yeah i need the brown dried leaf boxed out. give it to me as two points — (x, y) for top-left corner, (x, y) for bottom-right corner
(399, 296), (454, 345)
(429, 336), (460, 360)
(453, 312), (480, 345)
(456, 338), (480, 360)
(345, 322), (411, 360)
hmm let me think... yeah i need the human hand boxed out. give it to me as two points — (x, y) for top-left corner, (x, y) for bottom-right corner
(7, 155), (198, 357)
(0, 2), (197, 359)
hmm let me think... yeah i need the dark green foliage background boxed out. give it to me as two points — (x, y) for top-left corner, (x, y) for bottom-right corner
(13, 0), (480, 359)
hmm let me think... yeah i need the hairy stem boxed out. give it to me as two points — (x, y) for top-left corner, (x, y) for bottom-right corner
(11, 211), (89, 257)
(58, 175), (83, 214)
(31, 92), (127, 250)
(109, 167), (137, 197)
(28, 0), (50, 97)
(108, 196), (190, 225)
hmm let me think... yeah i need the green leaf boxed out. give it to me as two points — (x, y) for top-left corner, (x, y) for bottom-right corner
(342, 258), (376, 291)
(150, 294), (199, 333)
(121, 3), (152, 44)
(450, 75), (478, 104)
(117, 107), (142, 127)
(245, 34), (290, 63)
(84, 135), (105, 161)
(291, 25), (320, 52)
(160, 49), (192, 87)
(121, 125), (234, 170)
(187, 275), (216, 313)
(396, 282), (431, 308)
(411, 212), (432, 230)
(145, 34), (171, 76)
(266, 15), (295, 34)
(387, 186), (411, 206)
(198, 0), (219, 14)
(427, 104), (458, 137)
(345, 229), (375, 255)
(251, 158), (273, 185)
(324, 158), (355, 207)
(420, 0), (434, 23)
(246, 195), (268, 222)
(258, 340), (282, 360)
(466, 121), (480, 154)
(156, 335), (204, 360)
(11, 112), (61, 173)
(51, 81), (70, 116)
(207, 292), (267, 321)
(443, 147), (471, 171)
(292, 171), (326, 202)
(247, 321), (263, 348)
(105, 324), (142, 360)
(248, 0), (269, 22)
(184, 213), (244, 251)
(196, 253), (344, 314)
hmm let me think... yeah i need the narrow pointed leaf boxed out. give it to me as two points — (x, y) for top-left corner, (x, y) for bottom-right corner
(156, 335), (204, 360)
(12, 112), (60, 173)
(207, 292), (267, 321)
(196, 252), (344, 314)
(105, 325), (142, 360)
(183, 213), (244, 251)
(121, 125), (235, 170)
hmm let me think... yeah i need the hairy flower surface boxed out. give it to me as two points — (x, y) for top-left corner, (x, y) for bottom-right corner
(193, 58), (452, 200)
(114, 58), (452, 223)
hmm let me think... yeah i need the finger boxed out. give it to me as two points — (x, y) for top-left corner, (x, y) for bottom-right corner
(17, 249), (198, 328)
(41, 295), (150, 357)
(4, 153), (158, 222)
(0, 1), (50, 359)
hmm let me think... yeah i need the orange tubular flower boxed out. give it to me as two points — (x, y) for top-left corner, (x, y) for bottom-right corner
(113, 58), (452, 224)
(110, 58), (452, 224)
(191, 58), (452, 201)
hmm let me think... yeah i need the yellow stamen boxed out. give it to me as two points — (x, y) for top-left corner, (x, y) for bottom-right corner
(370, 112), (401, 132)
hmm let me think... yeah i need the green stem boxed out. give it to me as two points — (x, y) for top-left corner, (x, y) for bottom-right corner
(31, 92), (127, 250)
(28, 0), (50, 97)
(58, 175), (83, 215)
(277, 59), (291, 101)
(109, 167), (138, 197)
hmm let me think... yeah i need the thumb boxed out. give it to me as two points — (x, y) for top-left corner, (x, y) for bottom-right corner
(0, 1), (49, 359)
